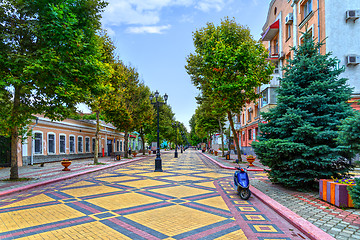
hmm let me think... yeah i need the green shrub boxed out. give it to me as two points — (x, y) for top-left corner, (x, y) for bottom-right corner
(348, 178), (360, 208)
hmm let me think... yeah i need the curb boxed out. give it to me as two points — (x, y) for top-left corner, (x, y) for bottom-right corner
(199, 151), (265, 171)
(250, 186), (336, 240)
(200, 151), (335, 240)
(0, 157), (147, 198)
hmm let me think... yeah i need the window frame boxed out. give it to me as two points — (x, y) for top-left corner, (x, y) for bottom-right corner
(34, 131), (43, 155)
(59, 134), (66, 154)
(85, 136), (90, 153)
(78, 136), (83, 153)
(47, 133), (56, 154)
(69, 135), (75, 154)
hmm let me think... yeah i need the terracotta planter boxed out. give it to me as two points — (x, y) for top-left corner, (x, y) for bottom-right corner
(148, 150), (151, 155)
(319, 179), (354, 208)
(132, 152), (137, 157)
(214, 151), (218, 156)
(61, 160), (72, 171)
(246, 157), (255, 167)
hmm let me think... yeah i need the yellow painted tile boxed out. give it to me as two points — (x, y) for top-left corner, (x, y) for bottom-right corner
(126, 205), (227, 236)
(16, 221), (132, 240)
(96, 176), (139, 182)
(114, 170), (146, 174)
(254, 173), (268, 177)
(123, 179), (170, 188)
(194, 182), (216, 189)
(239, 207), (257, 212)
(214, 229), (247, 239)
(0, 194), (56, 209)
(63, 181), (95, 188)
(86, 192), (161, 210)
(140, 172), (173, 177)
(61, 185), (120, 197)
(0, 204), (85, 232)
(162, 176), (204, 182)
(95, 173), (116, 178)
(195, 196), (229, 210)
(244, 215), (265, 221)
(171, 170), (199, 174)
(194, 173), (229, 179)
(150, 185), (212, 198)
(253, 225), (278, 232)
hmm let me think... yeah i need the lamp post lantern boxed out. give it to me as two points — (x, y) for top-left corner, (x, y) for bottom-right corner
(149, 90), (168, 172)
(172, 122), (180, 158)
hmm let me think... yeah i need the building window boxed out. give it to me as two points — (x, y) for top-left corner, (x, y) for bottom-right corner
(78, 136), (83, 153)
(248, 129), (252, 140)
(242, 132), (245, 141)
(34, 132), (42, 154)
(60, 135), (66, 154)
(286, 24), (291, 40)
(303, 0), (312, 18)
(117, 140), (119, 152)
(69, 136), (75, 153)
(120, 141), (123, 151)
(48, 134), (55, 154)
(92, 138), (96, 153)
(85, 137), (90, 153)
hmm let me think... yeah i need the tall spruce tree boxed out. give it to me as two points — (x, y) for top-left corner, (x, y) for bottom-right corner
(252, 32), (354, 189)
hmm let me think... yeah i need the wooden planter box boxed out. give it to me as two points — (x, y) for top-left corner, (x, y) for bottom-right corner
(319, 179), (354, 208)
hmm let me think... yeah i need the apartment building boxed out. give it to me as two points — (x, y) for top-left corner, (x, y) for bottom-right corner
(240, 0), (360, 155)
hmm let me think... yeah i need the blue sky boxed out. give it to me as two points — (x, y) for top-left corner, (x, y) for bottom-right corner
(99, 0), (270, 130)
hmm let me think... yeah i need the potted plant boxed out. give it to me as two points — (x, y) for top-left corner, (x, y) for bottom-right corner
(132, 151), (138, 157)
(61, 158), (72, 171)
(214, 150), (218, 156)
(246, 155), (256, 167)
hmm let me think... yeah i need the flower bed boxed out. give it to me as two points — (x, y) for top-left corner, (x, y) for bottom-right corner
(319, 179), (354, 208)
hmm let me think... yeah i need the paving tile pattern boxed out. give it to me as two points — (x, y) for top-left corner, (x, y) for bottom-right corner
(0, 150), (307, 239)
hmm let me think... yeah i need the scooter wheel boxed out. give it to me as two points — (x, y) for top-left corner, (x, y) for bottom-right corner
(238, 188), (251, 200)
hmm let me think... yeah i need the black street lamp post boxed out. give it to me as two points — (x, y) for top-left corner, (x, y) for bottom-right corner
(172, 122), (180, 158)
(149, 90), (168, 172)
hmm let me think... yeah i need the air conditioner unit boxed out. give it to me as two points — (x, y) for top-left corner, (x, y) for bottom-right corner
(285, 13), (293, 25)
(346, 10), (360, 22)
(346, 55), (360, 65)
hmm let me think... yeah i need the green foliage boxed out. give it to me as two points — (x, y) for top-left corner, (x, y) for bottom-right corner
(186, 17), (273, 160)
(252, 31), (354, 189)
(0, 0), (108, 179)
(348, 178), (360, 208)
(338, 111), (360, 155)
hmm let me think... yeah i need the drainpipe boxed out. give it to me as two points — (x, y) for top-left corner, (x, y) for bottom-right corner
(30, 117), (39, 165)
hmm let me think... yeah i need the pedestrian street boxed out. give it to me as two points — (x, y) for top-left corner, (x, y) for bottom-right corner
(0, 150), (308, 239)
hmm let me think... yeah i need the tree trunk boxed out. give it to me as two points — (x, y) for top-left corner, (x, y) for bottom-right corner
(227, 111), (241, 163)
(10, 86), (21, 179)
(124, 131), (129, 158)
(141, 134), (145, 155)
(218, 118), (225, 157)
(94, 110), (99, 164)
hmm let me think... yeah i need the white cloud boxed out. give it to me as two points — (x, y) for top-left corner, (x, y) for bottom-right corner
(101, 0), (229, 34)
(126, 25), (171, 34)
(195, 0), (226, 12)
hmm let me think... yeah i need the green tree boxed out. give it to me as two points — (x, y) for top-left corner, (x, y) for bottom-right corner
(0, 0), (108, 179)
(189, 114), (202, 146)
(252, 32), (354, 189)
(186, 17), (273, 162)
(338, 110), (360, 159)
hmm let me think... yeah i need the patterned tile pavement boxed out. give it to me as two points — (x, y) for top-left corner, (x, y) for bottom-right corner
(202, 151), (360, 240)
(0, 150), (308, 239)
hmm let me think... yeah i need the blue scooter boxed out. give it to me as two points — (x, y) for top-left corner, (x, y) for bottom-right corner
(234, 166), (251, 200)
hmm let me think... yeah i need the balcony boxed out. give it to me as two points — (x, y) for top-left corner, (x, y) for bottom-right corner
(261, 20), (279, 41)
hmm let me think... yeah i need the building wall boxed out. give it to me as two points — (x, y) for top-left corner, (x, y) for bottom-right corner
(325, 0), (360, 100)
(22, 115), (125, 166)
